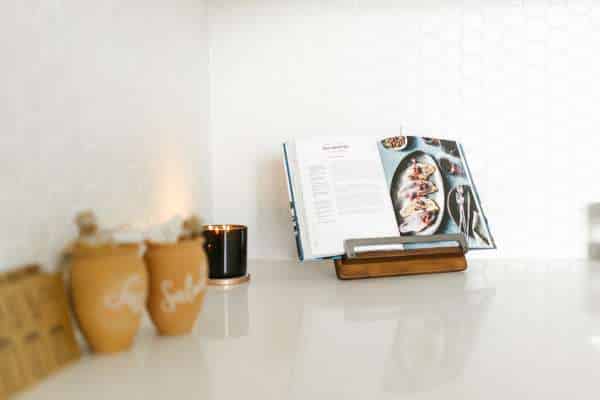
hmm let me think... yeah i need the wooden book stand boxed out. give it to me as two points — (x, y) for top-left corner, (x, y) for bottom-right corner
(334, 234), (468, 280)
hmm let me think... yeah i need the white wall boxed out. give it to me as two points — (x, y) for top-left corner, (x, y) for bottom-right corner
(2, 1), (599, 269)
(208, 0), (600, 259)
(0, 1), (211, 271)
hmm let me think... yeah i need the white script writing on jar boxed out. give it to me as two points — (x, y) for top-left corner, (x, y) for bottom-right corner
(104, 275), (146, 315)
(160, 274), (206, 313)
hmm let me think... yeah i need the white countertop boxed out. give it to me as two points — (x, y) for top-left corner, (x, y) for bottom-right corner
(18, 259), (600, 399)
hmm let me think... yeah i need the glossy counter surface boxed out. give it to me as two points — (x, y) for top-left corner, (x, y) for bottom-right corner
(18, 259), (600, 399)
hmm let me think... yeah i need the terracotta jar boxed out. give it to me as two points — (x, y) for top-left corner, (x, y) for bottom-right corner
(70, 244), (148, 354)
(144, 238), (208, 336)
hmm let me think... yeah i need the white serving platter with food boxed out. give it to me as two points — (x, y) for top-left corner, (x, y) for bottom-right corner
(389, 150), (445, 236)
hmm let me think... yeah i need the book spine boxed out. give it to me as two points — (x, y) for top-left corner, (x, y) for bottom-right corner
(282, 143), (305, 261)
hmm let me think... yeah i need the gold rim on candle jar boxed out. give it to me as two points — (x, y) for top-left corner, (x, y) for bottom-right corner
(208, 274), (251, 287)
(204, 225), (247, 232)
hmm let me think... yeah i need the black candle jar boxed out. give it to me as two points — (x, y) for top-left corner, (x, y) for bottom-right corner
(203, 225), (248, 282)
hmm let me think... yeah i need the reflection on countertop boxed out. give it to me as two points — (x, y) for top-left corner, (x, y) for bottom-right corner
(288, 270), (494, 398)
(17, 259), (600, 400)
(198, 284), (250, 339)
(382, 288), (493, 395)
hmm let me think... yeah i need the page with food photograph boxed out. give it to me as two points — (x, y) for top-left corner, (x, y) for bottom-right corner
(378, 136), (495, 250)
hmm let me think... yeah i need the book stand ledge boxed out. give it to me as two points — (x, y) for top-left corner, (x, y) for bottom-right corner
(334, 234), (468, 280)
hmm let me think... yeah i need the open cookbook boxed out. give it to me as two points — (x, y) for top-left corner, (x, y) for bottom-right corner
(283, 135), (495, 261)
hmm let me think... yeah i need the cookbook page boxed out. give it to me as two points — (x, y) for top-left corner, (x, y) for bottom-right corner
(294, 136), (399, 259)
(378, 135), (495, 250)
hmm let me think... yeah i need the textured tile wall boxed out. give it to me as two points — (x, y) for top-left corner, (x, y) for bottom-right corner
(209, 0), (600, 258)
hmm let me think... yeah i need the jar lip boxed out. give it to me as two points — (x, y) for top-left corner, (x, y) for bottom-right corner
(203, 224), (247, 232)
(145, 236), (205, 248)
(72, 243), (140, 257)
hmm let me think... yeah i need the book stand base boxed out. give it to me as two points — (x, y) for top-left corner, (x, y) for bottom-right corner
(333, 234), (468, 281)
